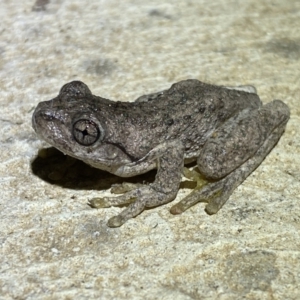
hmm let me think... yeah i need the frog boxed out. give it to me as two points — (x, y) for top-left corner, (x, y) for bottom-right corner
(32, 79), (290, 227)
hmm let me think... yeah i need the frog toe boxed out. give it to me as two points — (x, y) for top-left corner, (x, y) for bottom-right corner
(107, 215), (126, 228)
(88, 198), (112, 208)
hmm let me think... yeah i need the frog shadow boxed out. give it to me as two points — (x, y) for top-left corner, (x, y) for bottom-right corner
(31, 146), (197, 201)
(31, 147), (158, 192)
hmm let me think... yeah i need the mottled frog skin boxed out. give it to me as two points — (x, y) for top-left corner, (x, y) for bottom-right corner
(32, 80), (290, 227)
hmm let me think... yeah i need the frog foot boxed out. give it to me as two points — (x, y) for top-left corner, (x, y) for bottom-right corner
(170, 179), (223, 215)
(170, 167), (213, 214)
(90, 185), (176, 228)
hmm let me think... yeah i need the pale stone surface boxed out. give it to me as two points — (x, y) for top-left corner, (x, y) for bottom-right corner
(0, 0), (300, 299)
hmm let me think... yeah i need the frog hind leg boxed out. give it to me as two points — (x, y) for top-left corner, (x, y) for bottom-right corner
(170, 100), (290, 215)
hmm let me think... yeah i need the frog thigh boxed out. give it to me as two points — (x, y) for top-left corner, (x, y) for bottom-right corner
(197, 100), (290, 180)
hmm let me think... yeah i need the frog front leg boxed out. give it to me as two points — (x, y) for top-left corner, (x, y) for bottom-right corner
(171, 99), (290, 215)
(89, 141), (185, 227)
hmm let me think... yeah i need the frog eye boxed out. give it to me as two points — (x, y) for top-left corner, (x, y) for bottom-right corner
(73, 119), (100, 146)
(60, 81), (92, 101)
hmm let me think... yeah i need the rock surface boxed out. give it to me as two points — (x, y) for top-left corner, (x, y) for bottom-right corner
(0, 1), (299, 299)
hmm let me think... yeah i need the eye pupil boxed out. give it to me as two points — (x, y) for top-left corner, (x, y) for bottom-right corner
(73, 119), (100, 146)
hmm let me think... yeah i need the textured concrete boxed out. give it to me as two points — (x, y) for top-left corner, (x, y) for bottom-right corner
(0, 0), (300, 299)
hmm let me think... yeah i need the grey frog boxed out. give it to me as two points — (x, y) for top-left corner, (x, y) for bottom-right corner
(32, 79), (290, 227)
